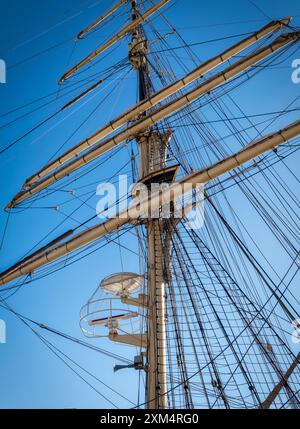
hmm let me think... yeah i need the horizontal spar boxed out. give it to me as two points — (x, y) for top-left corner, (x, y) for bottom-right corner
(25, 18), (290, 186)
(1, 118), (299, 285)
(59, 0), (170, 83)
(61, 78), (103, 111)
(77, 0), (129, 40)
(261, 351), (300, 409)
(7, 30), (300, 209)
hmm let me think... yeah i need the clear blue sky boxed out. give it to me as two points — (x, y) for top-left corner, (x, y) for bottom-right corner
(0, 0), (299, 408)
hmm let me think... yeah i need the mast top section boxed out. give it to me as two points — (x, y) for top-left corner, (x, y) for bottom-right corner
(59, 0), (170, 83)
(14, 16), (292, 197)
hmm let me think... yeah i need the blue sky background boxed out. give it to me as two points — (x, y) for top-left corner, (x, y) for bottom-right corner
(0, 0), (299, 408)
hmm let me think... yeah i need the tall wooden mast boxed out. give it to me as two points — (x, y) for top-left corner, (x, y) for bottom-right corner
(130, 0), (168, 409)
(1, 3), (300, 408)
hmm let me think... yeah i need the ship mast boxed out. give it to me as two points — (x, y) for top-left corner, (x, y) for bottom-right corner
(1, 2), (300, 409)
(130, 0), (168, 409)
